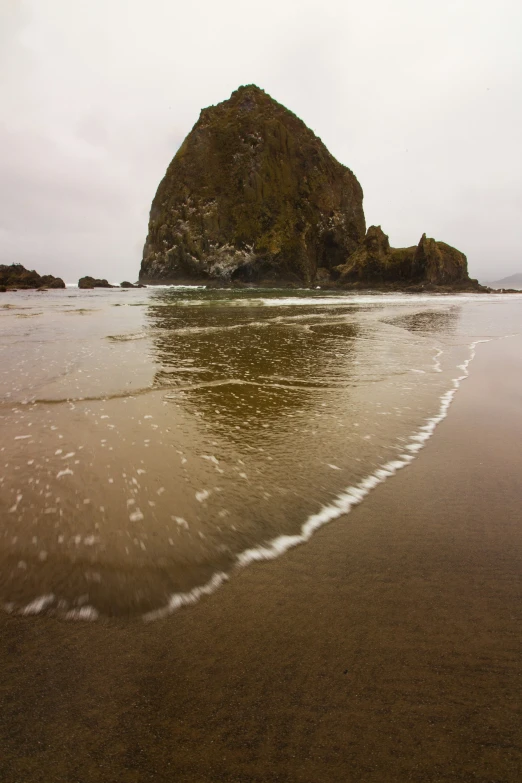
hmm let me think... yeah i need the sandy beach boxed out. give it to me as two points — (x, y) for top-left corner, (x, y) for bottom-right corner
(1, 333), (521, 782)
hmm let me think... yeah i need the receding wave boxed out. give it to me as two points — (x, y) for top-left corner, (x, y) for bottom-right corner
(148, 284), (208, 290)
(171, 293), (492, 309)
(143, 338), (490, 622)
(106, 331), (149, 342)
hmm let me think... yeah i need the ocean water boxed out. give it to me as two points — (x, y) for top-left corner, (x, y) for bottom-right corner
(1, 286), (520, 619)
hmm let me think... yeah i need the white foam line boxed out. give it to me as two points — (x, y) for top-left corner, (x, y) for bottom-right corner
(143, 572), (229, 622)
(176, 293), (505, 308)
(143, 338), (491, 622)
(154, 285), (207, 289)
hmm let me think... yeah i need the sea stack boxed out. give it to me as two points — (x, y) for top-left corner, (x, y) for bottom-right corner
(140, 85), (477, 290)
(140, 85), (365, 286)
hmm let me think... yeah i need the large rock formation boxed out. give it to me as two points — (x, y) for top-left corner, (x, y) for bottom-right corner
(141, 85), (365, 285)
(0, 263), (65, 290)
(140, 85), (479, 290)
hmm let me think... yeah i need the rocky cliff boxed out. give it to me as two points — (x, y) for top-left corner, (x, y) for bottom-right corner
(140, 86), (478, 290)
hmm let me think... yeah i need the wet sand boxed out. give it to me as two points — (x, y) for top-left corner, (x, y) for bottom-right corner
(1, 335), (521, 782)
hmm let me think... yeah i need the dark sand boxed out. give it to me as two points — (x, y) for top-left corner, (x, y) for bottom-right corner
(1, 335), (521, 782)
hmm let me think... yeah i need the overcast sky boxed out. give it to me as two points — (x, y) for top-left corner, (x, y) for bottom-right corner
(1, 0), (521, 283)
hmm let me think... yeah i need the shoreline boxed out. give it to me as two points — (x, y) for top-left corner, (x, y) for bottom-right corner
(2, 281), (520, 294)
(1, 335), (522, 781)
(139, 278), (491, 293)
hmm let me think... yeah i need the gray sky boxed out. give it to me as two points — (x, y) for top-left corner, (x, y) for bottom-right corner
(1, 0), (521, 284)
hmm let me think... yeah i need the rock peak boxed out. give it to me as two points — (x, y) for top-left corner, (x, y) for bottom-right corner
(232, 84), (265, 95)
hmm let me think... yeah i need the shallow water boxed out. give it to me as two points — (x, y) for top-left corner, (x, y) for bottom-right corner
(1, 286), (520, 619)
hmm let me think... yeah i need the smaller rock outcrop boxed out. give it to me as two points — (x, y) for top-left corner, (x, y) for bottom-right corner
(335, 227), (482, 290)
(414, 233), (469, 286)
(78, 276), (114, 289)
(41, 276), (66, 289)
(120, 281), (135, 288)
(0, 264), (65, 290)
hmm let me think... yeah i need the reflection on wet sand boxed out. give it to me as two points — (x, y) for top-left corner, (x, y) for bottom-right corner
(148, 297), (359, 438)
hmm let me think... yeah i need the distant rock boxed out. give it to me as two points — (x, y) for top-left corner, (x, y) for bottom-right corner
(120, 281), (136, 288)
(140, 85), (484, 291)
(78, 276), (114, 289)
(486, 272), (522, 291)
(0, 263), (65, 290)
